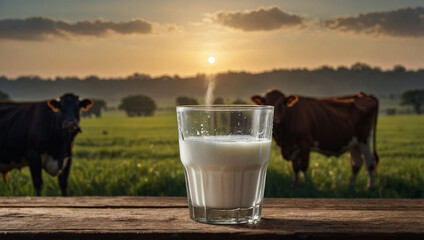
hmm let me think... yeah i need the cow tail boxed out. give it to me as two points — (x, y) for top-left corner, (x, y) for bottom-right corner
(373, 97), (380, 175)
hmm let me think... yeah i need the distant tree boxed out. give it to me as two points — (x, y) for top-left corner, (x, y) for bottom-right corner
(176, 96), (198, 106)
(318, 65), (334, 71)
(372, 66), (382, 72)
(196, 73), (206, 81)
(119, 95), (157, 117)
(213, 97), (224, 105)
(128, 73), (151, 81)
(336, 66), (349, 71)
(232, 98), (247, 104)
(0, 90), (10, 101)
(351, 62), (371, 71)
(400, 89), (424, 114)
(84, 75), (100, 81)
(393, 65), (406, 73)
(82, 99), (107, 118)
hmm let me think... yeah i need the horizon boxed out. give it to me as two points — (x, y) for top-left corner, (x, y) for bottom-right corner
(1, 62), (422, 79)
(1, 0), (423, 78)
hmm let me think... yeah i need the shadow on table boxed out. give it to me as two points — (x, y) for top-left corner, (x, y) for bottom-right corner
(235, 218), (350, 230)
(229, 218), (416, 239)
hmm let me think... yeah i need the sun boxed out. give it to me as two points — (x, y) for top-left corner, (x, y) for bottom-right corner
(208, 56), (215, 64)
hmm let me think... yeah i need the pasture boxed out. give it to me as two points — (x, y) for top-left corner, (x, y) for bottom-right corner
(0, 113), (423, 198)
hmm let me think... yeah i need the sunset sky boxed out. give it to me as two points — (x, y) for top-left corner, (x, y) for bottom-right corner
(0, 0), (423, 78)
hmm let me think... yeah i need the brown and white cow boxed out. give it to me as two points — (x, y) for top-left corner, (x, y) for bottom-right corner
(251, 90), (379, 189)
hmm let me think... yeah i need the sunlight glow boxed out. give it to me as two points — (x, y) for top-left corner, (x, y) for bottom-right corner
(208, 56), (215, 64)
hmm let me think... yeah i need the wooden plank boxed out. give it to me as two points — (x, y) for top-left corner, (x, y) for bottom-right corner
(0, 197), (423, 240)
(0, 196), (188, 208)
(0, 197), (422, 209)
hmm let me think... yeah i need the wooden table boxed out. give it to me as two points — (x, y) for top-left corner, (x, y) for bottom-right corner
(0, 197), (423, 239)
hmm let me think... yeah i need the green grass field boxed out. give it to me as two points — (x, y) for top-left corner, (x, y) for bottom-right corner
(1, 114), (423, 198)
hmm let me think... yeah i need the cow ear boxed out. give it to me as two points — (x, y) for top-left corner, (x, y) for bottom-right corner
(79, 98), (94, 111)
(251, 95), (265, 105)
(285, 95), (299, 107)
(47, 99), (60, 112)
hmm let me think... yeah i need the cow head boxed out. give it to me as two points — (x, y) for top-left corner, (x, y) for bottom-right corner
(251, 89), (298, 124)
(47, 93), (93, 133)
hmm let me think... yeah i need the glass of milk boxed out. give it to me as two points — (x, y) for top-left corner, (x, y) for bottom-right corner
(176, 105), (274, 224)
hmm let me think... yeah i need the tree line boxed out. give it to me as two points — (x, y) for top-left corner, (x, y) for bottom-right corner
(117, 95), (248, 117)
(1, 63), (423, 105)
(1, 89), (423, 115)
(175, 96), (247, 106)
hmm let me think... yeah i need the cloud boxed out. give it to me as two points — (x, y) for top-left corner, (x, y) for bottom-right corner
(208, 6), (303, 32)
(321, 7), (424, 38)
(0, 16), (179, 41)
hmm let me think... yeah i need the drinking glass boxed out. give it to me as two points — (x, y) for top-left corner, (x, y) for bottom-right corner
(176, 105), (274, 224)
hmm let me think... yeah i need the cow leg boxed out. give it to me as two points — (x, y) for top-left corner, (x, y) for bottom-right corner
(59, 158), (72, 196)
(291, 157), (300, 188)
(349, 145), (363, 189)
(360, 142), (375, 190)
(299, 149), (310, 184)
(28, 150), (43, 196)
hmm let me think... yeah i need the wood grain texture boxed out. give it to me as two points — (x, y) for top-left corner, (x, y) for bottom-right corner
(0, 197), (423, 240)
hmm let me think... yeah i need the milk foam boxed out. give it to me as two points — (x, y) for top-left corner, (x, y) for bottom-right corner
(179, 136), (271, 209)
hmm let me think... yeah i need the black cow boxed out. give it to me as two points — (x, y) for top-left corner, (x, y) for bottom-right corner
(0, 93), (93, 196)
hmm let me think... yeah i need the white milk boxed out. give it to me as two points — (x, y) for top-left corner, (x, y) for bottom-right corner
(179, 135), (271, 209)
